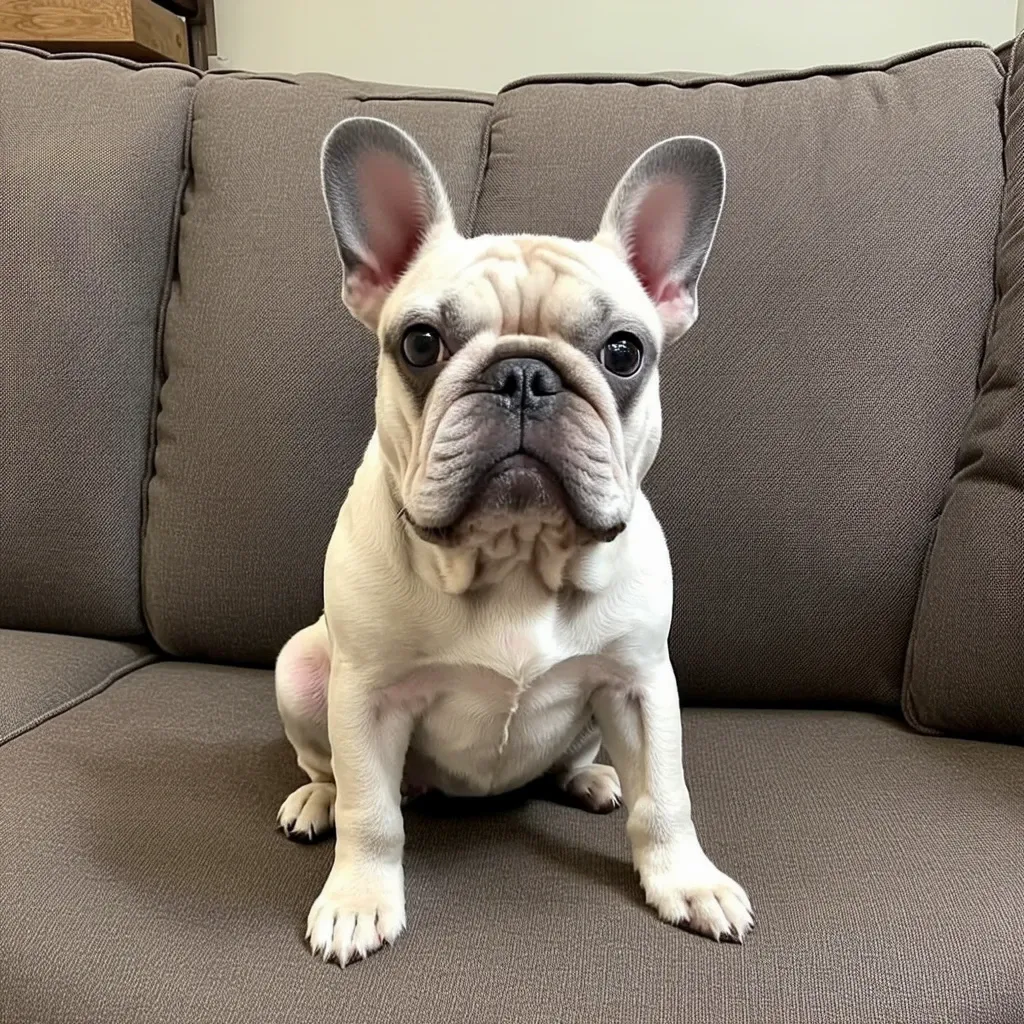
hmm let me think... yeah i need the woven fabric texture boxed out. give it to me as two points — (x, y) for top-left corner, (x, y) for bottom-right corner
(142, 74), (493, 663)
(0, 46), (195, 637)
(472, 46), (1003, 707)
(904, 39), (1024, 744)
(1, 663), (1020, 1024)
(0, 628), (153, 745)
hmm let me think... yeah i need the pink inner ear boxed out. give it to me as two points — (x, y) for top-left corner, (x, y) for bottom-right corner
(358, 150), (428, 288)
(628, 178), (690, 304)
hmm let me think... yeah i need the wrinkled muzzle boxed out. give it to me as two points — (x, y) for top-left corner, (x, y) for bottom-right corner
(403, 340), (633, 545)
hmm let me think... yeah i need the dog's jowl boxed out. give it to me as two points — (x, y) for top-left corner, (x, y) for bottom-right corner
(274, 116), (752, 966)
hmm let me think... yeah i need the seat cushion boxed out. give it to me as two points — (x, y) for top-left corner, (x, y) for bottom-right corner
(143, 73), (493, 665)
(472, 44), (1004, 708)
(0, 629), (154, 746)
(0, 45), (197, 637)
(1, 664), (1020, 1024)
(904, 35), (1024, 745)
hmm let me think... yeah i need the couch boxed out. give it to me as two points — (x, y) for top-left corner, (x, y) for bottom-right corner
(1, 35), (1022, 1024)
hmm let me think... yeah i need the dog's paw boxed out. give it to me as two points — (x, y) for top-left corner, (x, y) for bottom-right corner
(641, 855), (753, 943)
(277, 782), (336, 842)
(557, 763), (622, 813)
(306, 866), (405, 966)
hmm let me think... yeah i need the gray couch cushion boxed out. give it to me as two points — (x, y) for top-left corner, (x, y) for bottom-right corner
(143, 74), (493, 664)
(472, 44), (1004, 708)
(904, 38), (1024, 745)
(0, 629), (154, 745)
(0, 45), (196, 638)
(1, 664), (1021, 1023)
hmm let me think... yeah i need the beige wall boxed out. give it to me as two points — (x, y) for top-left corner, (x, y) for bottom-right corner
(215, 0), (1016, 91)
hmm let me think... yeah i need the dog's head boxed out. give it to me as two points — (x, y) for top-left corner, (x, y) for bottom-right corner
(321, 117), (724, 589)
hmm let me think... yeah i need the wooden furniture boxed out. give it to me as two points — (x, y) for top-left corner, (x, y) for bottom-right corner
(161, 0), (216, 69)
(0, 0), (216, 68)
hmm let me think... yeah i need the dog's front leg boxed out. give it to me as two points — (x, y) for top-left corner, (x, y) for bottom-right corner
(306, 657), (413, 966)
(592, 653), (753, 942)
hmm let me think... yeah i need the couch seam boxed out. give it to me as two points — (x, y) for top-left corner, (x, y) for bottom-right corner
(0, 41), (496, 104)
(899, 31), (1019, 735)
(0, 651), (159, 748)
(347, 92), (493, 106)
(0, 40), (200, 77)
(203, 66), (495, 104)
(497, 39), (995, 96)
(204, 68), (494, 103)
(204, 69), (302, 85)
(138, 80), (198, 645)
(345, 92), (493, 106)
(900, 519), (945, 737)
(466, 107), (498, 234)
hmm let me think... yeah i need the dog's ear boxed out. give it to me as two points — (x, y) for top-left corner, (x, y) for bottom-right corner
(596, 136), (725, 342)
(321, 117), (456, 329)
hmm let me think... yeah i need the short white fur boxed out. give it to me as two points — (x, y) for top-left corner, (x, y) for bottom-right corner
(276, 117), (751, 967)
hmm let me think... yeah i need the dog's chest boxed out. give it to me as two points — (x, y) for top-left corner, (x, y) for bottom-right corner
(391, 599), (611, 796)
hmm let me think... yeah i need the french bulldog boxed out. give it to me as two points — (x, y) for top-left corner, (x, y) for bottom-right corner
(275, 116), (752, 966)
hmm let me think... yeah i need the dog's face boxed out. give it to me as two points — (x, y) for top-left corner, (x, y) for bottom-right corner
(321, 118), (724, 569)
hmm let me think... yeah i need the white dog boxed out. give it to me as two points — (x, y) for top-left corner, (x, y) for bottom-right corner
(275, 116), (752, 966)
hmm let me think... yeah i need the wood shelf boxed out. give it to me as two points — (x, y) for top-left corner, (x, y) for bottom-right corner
(0, 0), (189, 63)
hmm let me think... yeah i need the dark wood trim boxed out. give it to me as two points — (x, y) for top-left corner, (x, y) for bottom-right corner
(184, 0), (215, 70)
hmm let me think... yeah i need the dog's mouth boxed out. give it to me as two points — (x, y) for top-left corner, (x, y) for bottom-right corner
(406, 452), (565, 544)
(405, 452), (624, 547)
(475, 451), (568, 512)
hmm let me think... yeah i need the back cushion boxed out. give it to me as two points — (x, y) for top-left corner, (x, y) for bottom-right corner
(473, 45), (1003, 706)
(0, 46), (196, 637)
(144, 74), (493, 662)
(904, 38), (1024, 744)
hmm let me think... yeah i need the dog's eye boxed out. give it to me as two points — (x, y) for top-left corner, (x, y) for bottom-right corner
(601, 332), (643, 377)
(401, 325), (445, 368)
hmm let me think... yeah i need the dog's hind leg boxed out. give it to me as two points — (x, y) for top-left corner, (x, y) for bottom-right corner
(275, 617), (336, 842)
(553, 722), (622, 813)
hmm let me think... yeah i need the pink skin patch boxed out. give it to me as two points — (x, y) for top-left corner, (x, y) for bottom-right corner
(373, 667), (447, 715)
(627, 177), (696, 328)
(345, 151), (429, 323)
(282, 646), (329, 720)
(359, 152), (426, 275)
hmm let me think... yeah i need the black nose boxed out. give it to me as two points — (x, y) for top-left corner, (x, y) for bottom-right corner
(481, 357), (563, 407)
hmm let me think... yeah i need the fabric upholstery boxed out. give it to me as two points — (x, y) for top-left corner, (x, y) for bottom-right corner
(997, 36), (1016, 69)
(1, 665), (1021, 1023)
(472, 44), (1004, 708)
(0, 44), (196, 637)
(143, 74), (493, 664)
(904, 38), (1024, 745)
(0, 629), (154, 745)
(2, 36), (1022, 1024)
